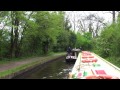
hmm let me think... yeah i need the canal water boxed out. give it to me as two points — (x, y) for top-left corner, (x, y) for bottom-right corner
(13, 56), (74, 79)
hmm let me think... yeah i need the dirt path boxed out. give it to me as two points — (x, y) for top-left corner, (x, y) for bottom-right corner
(0, 57), (46, 72)
(0, 53), (66, 73)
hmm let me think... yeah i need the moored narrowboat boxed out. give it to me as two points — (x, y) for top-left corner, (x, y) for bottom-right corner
(66, 48), (80, 63)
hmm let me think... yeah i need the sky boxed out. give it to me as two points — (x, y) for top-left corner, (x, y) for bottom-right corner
(65, 11), (118, 33)
(0, 11), (118, 31)
(0, 24), (3, 29)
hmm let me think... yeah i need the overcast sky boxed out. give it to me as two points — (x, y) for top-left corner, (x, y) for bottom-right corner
(0, 11), (118, 31)
(65, 11), (118, 32)
(65, 11), (116, 22)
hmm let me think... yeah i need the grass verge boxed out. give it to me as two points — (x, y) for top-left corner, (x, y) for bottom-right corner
(0, 52), (66, 78)
(106, 56), (120, 68)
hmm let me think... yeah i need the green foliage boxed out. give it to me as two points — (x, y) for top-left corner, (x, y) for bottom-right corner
(75, 32), (92, 50)
(0, 29), (10, 59)
(93, 23), (120, 57)
(64, 17), (72, 31)
(0, 11), (77, 60)
(54, 30), (70, 52)
(69, 32), (77, 48)
(92, 15), (120, 67)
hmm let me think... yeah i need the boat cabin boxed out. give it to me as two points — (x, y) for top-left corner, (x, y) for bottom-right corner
(66, 49), (80, 62)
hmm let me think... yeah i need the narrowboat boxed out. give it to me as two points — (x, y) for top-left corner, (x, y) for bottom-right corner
(66, 49), (80, 63)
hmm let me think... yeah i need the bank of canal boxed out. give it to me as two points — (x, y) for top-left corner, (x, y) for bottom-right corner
(0, 53), (67, 79)
(13, 56), (74, 79)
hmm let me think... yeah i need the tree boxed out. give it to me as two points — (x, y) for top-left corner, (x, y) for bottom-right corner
(0, 11), (77, 60)
(77, 18), (86, 34)
(64, 17), (72, 31)
(112, 11), (115, 23)
(69, 32), (77, 48)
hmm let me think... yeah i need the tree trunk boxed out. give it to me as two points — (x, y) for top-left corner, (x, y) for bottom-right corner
(18, 11), (34, 56)
(95, 22), (99, 37)
(10, 24), (14, 58)
(113, 11), (115, 23)
(42, 40), (49, 54)
(0, 32), (2, 59)
(73, 13), (76, 31)
(88, 22), (93, 34)
(14, 13), (19, 58)
(10, 11), (14, 58)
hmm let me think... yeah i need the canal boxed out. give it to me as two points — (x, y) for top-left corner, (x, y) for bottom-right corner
(13, 56), (74, 79)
